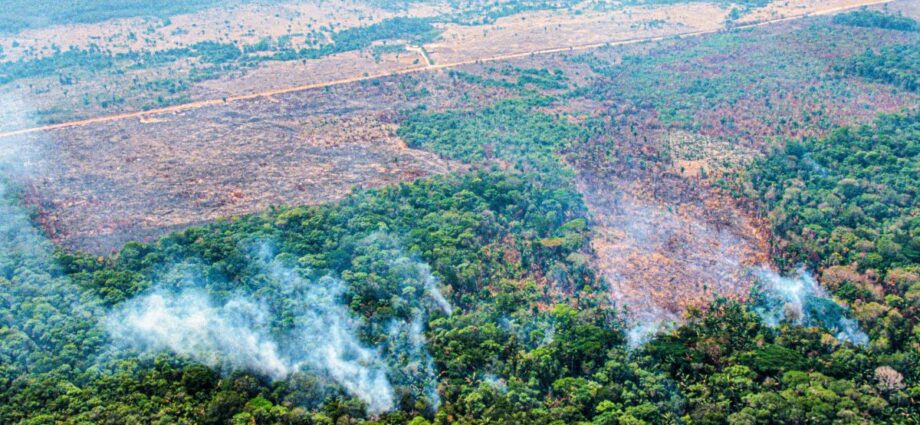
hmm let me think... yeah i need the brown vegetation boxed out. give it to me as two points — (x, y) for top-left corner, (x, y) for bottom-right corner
(12, 77), (471, 253)
(0, 0), (899, 130)
(578, 169), (771, 317)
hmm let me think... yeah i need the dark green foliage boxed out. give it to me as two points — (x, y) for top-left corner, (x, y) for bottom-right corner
(737, 344), (807, 374)
(3, 170), (628, 423)
(2, 6), (920, 424)
(0, 17), (440, 87)
(643, 300), (916, 423)
(838, 43), (919, 91)
(0, 0), (246, 33)
(833, 10), (918, 32)
(722, 112), (920, 421)
(397, 96), (586, 174)
(268, 17), (439, 62)
(746, 112), (919, 273)
(0, 46), (115, 85)
(330, 18), (439, 51)
(513, 68), (570, 90)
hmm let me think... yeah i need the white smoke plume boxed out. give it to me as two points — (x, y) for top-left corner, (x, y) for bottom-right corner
(106, 288), (291, 379)
(361, 231), (454, 315)
(264, 258), (396, 414)
(106, 235), (451, 415)
(107, 255), (397, 414)
(482, 373), (508, 394)
(423, 267), (453, 315)
(385, 313), (442, 410)
(1, 90), (442, 412)
(354, 232), (450, 410)
(754, 267), (869, 346)
(0, 94), (104, 374)
(626, 307), (678, 349)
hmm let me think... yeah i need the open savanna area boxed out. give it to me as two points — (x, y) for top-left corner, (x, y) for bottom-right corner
(424, 2), (733, 64)
(0, 1), (426, 62)
(0, 0), (904, 131)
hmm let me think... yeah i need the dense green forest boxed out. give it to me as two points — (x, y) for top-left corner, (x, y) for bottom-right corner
(838, 43), (919, 92)
(739, 112), (920, 353)
(831, 10), (919, 92)
(833, 10), (919, 32)
(744, 112), (919, 273)
(398, 95), (581, 172)
(680, 111), (920, 423)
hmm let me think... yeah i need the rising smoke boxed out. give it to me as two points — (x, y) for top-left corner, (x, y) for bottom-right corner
(0, 95), (105, 375)
(107, 252), (397, 413)
(352, 232), (453, 410)
(619, 266), (870, 348)
(106, 287), (293, 379)
(753, 267), (869, 346)
(626, 307), (678, 349)
(261, 248), (397, 413)
(2, 93), (447, 414)
(384, 313), (442, 410)
(106, 234), (451, 415)
(359, 231), (454, 315)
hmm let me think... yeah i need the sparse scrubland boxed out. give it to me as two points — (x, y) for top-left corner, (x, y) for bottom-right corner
(0, 0), (876, 129)
(1, 1), (919, 424)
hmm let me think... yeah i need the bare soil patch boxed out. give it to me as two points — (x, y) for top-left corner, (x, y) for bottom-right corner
(12, 76), (467, 254)
(580, 172), (770, 319)
(738, 0), (898, 23)
(426, 3), (732, 65)
(1, 0), (898, 129)
(192, 48), (425, 98)
(0, 0), (422, 62)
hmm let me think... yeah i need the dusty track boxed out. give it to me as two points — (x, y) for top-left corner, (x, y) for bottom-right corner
(406, 45), (433, 67)
(0, 0), (894, 139)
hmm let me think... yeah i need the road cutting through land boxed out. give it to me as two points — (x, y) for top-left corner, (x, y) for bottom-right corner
(0, 0), (895, 139)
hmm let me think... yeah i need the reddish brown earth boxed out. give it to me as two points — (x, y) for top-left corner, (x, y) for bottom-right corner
(579, 172), (771, 320)
(9, 76), (476, 254)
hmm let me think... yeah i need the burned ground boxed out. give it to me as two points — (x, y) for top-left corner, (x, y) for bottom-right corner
(10, 74), (499, 254)
(558, 12), (918, 318)
(578, 172), (771, 319)
(4, 3), (917, 321)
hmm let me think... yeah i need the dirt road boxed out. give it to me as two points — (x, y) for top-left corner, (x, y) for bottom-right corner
(0, 0), (894, 139)
(406, 45), (433, 67)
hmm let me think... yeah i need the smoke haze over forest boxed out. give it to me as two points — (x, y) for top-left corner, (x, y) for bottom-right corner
(1, 0), (918, 423)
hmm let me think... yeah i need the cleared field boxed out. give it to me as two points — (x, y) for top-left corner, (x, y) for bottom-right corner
(10, 76), (471, 253)
(738, 0), (907, 23)
(425, 2), (731, 64)
(192, 48), (425, 98)
(580, 173), (770, 319)
(552, 9), (918, 318)
(0, 0), (419, 62)
(0, 0), (898, 129)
